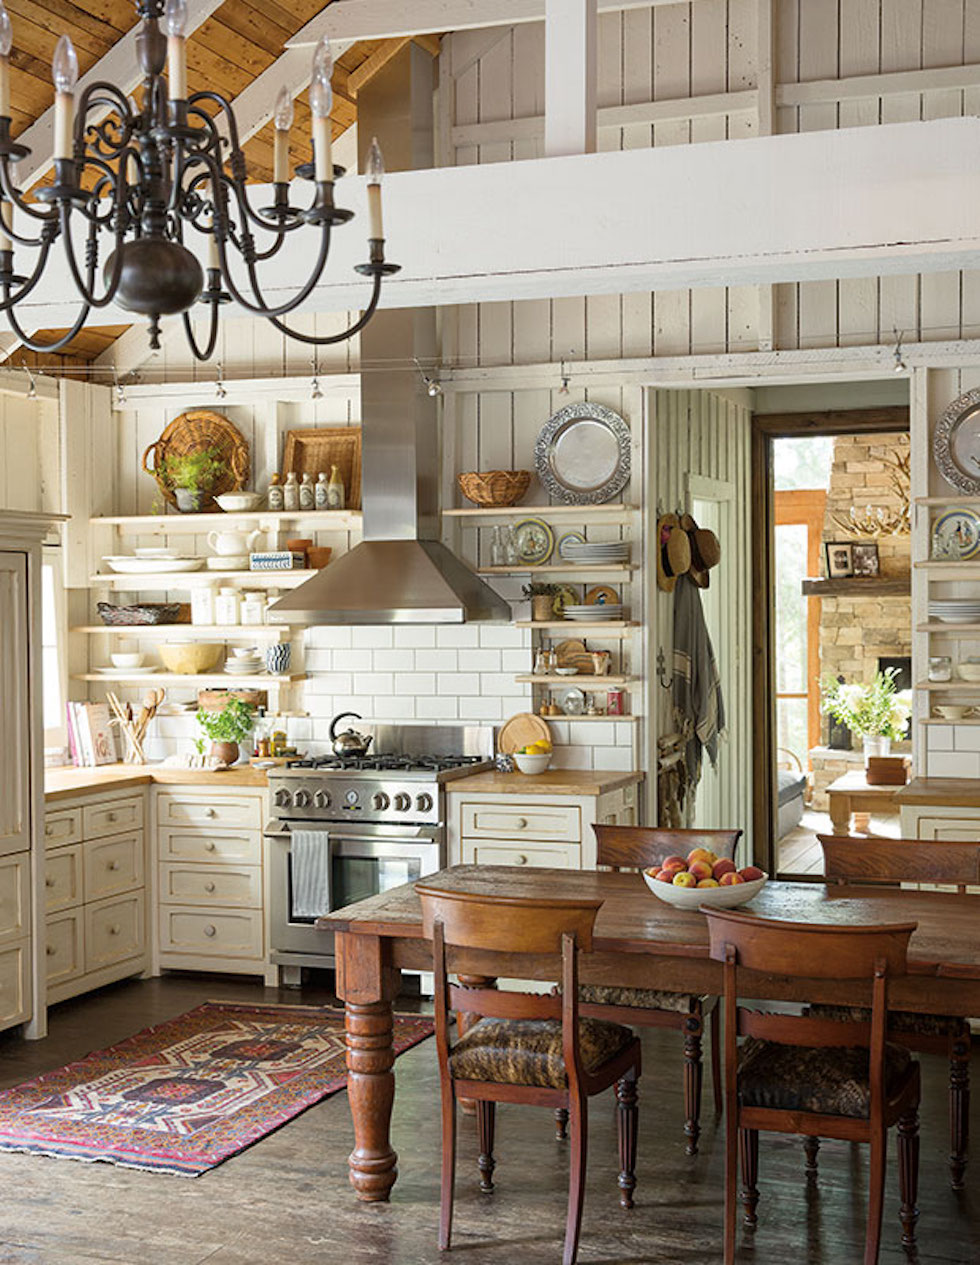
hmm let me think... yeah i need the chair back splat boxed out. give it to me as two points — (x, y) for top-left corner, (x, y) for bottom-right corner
(818, 833), (980, 892)
(594, 825), (742, 871)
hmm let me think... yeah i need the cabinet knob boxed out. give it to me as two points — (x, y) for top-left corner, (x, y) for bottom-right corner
(205, 881), (216, 894)
(205, 841), (216, 852)
(109, 924), (120, 936)
(107, 812), (117, 823)
(46, 945), (55, 956)
(515, 817), (528, 829)
(204, 808), (217, 818)
(515, 854), (528, 866)
(108, 860), (119, 871)
(45, 877), (55, 888)
(204, 924), (217, 938)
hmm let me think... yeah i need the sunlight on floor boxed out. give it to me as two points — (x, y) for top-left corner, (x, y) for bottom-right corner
(778, 807), (902, 875)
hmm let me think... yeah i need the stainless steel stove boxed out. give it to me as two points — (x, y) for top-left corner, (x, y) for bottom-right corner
(265, 725), (493, 977)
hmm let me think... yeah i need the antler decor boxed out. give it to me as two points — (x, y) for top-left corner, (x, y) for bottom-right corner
(830, 445), (911, 537)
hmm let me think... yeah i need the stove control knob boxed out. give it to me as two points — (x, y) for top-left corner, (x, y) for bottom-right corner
(372, 792), (390, 812)
(274, 788), (292, 808)
(293, 789), (312, 808)
(313, 790), (331, 810)
(393, 792), (412, 813)
(415, 793), (434, 814)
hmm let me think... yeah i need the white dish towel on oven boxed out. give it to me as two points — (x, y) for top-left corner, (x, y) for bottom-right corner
(290, 830), (332, 919)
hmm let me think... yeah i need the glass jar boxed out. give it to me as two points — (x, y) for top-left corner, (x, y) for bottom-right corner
(928, 656), (952, 682)
(215, 587), (240, 625)
(241, 591), (267, 625)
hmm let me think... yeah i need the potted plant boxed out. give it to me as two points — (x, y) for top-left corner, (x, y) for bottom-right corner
(522, 581), (556, 622)
(157, 447), (226, 512)
(195, 696), (257, 766)
(821, 669), (912, 763)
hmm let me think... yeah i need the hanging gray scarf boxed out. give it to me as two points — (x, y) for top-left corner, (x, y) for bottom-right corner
(672, 573), (726, 787)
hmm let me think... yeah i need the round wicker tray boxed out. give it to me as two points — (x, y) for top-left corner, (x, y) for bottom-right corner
(458, 470), (531, 507)
(142, 409), (250, 512)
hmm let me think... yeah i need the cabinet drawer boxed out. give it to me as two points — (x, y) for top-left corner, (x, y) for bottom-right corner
(83, 831), (144, 902)
(0, 854), (30, 943)
(45, 911), (84, 987)
(158, 826), (262, 866)
(44, 844), (82, 914)
(44, 807), (82, 849)
(460, 802), (582, 843)
(83, 795), (143, 839)
(157, 793), (262, 831)
(159, 862), (262, 909)
(0, 941), (30, 1029)
(913, 816), (980, 843)
(159, 907), (263, 960)
(85, 893), (143, 972)
(465, 840), (582, 869)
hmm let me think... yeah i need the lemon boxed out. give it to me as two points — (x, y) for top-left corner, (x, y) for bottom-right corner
(529, 739), (552, 752)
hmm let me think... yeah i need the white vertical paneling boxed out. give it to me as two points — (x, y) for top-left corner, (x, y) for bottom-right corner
(725, 0), (760, 350)
(961, 4), (980, 338)
(652, 4), (692, 356)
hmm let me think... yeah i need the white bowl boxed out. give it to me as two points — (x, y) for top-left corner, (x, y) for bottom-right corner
(231, 646), (260, 658)
(513, 752), (552, 775)
(555, 666), (579, 676)
(642, 869), (768, 910)
(956, 664), (980, 682)
(110, 652), (144, 669)
(936, 705), (968, 720)
(215, 492), (263, 513)
(133, 547), (180, 560)
(206, 555), (250, 570)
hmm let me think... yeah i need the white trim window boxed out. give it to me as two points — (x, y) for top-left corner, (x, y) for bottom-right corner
(40, 546), (68, 754)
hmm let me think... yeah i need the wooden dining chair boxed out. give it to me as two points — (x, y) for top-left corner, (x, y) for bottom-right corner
(705, 906), (921, 1265)
(417, 881), (642, 1265)
(572, 824), (742, 1154)
(817, 833), (977, 1189)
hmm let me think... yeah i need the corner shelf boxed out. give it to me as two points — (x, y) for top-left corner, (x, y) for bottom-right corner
(801, 577), (910, 597)
(91, 509), (362, 532)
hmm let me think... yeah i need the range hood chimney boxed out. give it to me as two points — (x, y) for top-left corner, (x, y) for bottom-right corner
(269, 47), (510, 626)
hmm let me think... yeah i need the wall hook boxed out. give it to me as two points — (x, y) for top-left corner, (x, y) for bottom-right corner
(656, 647), (671, 690)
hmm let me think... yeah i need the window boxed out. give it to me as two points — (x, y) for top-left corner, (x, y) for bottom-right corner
(41, 548), (67, 752)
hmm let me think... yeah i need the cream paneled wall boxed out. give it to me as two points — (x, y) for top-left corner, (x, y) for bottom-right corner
(0, 392), (60, 515)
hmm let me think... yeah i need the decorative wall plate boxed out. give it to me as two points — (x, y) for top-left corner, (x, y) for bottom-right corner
(551, 583), (580, 616)
(585, 584), (620, 606)
(934, 388), (980, 494)
(557, 530), (586, 559)
(534, 402), (631, 504)
(512, 517), (554, 565)
(932, 507), (980, 560)
(557, 687), (586, 715)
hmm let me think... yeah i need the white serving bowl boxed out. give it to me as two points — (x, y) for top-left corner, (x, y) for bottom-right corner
(956, 664), (980, 682)
(642, 869), (768, 910)
(110, 652), (144, 669)
(514, 752), (552, 775)
(215, 492), (263, 513)
(133, 547), (179, 560)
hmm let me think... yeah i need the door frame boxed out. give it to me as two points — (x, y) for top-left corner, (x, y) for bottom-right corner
(751, 407), (910, 874)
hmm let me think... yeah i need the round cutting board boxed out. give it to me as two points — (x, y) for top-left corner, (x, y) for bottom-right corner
(498, 711), (551, 754)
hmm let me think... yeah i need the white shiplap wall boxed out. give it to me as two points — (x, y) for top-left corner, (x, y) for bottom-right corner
(0, 391), (60, 515)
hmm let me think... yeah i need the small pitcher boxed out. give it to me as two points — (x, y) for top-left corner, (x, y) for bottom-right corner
(207, 528), (263, 556)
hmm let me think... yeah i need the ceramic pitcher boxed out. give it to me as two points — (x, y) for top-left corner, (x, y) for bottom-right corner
(207, 528), (263, 556)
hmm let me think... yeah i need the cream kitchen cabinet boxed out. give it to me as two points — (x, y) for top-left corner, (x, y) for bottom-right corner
(154, 787), (275, 985)
(43, 790), (148, 1005)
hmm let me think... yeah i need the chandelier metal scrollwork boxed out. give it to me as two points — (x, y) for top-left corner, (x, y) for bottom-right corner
(0, 0), (399, 360)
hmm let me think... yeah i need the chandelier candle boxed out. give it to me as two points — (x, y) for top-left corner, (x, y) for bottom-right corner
(367, 138), (385, 241)
(164, 0), (188, 100)
(0, 4), (9, 117)
(310, 36), (334, 182)
(52, 36), (77, 161)
(273, 87), (293, 185)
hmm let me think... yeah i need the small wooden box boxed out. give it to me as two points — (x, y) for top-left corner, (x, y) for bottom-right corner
(865, 756), (910, 786)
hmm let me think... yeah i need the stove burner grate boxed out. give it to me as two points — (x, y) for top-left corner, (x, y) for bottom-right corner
(284, 753), (486, 774)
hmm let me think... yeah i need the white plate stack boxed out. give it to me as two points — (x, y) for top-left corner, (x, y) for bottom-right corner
(561, 541), (630, 564)
(224, 651), (264, 675)
(563, 604), (625, 622)
(929, 599), (980, 624)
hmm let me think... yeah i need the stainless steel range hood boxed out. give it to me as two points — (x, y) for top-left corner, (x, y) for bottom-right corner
(268, 48), (510, 626)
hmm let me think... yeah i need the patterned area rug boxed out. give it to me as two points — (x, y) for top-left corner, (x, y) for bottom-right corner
(0, 1002), (433, 1177)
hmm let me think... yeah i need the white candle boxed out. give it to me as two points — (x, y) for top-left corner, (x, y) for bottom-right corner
(0, 58), (9, 119)
(54, 92), (73, 159)
(168, 35), (187, 100)
(313, 116), (332, 182)
(0, 200), (11, 252)
(207, 220), (219, 270)
(274, 129), (289, 183)
(367, 183), (383, 240)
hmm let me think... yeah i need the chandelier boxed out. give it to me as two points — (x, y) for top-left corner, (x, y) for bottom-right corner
(0, 0), (399, 359)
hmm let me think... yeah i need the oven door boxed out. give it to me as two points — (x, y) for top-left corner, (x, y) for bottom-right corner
(266, 821), (443, 962)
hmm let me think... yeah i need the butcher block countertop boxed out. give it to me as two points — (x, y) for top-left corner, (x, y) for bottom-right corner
(448, 769), (644, 797)
(895, 777), (980, 808)
(44, 764), (271, 802)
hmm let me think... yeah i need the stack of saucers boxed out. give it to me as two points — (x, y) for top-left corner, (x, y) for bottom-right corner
(224, 649), (264, 675)
(563, 604), (625, 622)
(929, 599), (980, 624)
(561, 541), (630, 564)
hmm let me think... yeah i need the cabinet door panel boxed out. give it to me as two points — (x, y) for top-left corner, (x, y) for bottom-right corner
(0, 855), (30, 942)
(44, 808), (83, 849)
(157, 794), (262, 830)
(45, 912), (84, 987)
(464, 840), (582, 869)
(83, 796), (143, 839)
(914, 816), (980, 843)
(44, 845), (82, 914)
(460, 802), (582, 842)
(0, 553), (29, 858)
(84, 893), (143, 971)
(159, 863), (262, 909)
(158, 827), (261, 866)
(83, 831), (144, 902)
(0, 942), (30, 1028)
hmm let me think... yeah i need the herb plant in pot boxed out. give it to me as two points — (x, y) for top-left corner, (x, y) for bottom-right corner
(195, 696), (256, 766)
(158, 447), (226, 513)
(522, 582), (556, 622)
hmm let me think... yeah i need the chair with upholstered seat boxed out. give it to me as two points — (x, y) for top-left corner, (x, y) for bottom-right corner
(417, 880), (642, 1265)
(705, 906), (921, 1265)
(570, 824), (741, 1154)
(817, 833), (977, 1189)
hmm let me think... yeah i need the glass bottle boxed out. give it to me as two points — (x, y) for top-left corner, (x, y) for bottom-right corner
(327, 464), (345, 510)
(299, 471), (315, 510)
(283, 471), (299, 511)
(267, 472), (284, 512)
(490, 525), (506, 567)
(503, 525), (519, 565)
(315, 471), (329, 510)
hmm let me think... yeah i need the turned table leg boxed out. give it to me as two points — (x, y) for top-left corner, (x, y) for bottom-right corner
(828, 792), (852, 836)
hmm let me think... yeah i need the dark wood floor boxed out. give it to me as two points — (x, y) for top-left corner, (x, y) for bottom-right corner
(0, 974), (975, 1264)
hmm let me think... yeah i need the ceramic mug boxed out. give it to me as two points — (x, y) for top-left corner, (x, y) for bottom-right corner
(265, 642), (292, 674)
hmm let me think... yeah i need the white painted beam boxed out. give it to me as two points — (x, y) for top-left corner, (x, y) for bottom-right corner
(287, 0), (676, 47)
(12, 118), (980, 330)
(777, 62), (980, 109)
(544, 0), (596, 157)
(13, 0), (226, 189)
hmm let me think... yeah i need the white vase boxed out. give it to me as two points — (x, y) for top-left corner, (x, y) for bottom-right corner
(862, 735), (891, 761)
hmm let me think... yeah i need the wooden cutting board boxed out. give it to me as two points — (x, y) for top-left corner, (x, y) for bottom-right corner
(498, 712), (551, 754)
(554, 639), (593, 674)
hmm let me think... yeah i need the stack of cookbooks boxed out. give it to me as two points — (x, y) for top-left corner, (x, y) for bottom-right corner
(66, 701), (118, 767)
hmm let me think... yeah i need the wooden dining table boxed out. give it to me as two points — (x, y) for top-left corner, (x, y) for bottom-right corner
(318, 865), (980, 1203)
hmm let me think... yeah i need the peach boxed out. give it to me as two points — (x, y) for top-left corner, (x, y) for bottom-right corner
(672, 871), (697, 888)
(696, 877), (721, 888)
(661, 856), (687, 873)
(687, 859), (713, 882)
(687, 847), (715, 866)
(654, 869), (676, 884)
(712, 858), (737, 880)
(739, 866), (765, 882)
(719, 871), (744, 886)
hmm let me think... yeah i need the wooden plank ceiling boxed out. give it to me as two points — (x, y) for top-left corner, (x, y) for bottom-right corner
(2, 0), (437, 369)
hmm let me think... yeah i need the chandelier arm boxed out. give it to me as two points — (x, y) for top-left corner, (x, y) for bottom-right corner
(0, 163), (59, 230)
(0, 237), (58, 310)
(181, 305), (220, 362)
(264, 272), (384, 346)
(56, 196), (125, 309)
(215, 223), (333, 319)
(5, 299), (91, 352)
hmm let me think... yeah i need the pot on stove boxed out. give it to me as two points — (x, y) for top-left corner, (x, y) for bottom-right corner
(329, 711), (373, 758)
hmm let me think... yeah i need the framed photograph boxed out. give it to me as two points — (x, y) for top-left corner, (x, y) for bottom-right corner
(825, 541), (854, 578)
(851, 541), (880, 578)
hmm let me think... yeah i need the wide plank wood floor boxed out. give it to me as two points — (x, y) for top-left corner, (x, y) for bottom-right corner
(0, 974), (975, 1264)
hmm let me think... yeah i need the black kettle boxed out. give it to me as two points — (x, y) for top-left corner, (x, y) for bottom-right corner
(329, 711), (373, 758)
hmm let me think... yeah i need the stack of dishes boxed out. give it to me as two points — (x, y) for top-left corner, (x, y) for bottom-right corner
(224, 649), (264, 675)
(561, 541), (630, 564)
(103, 555), (203, 574)
(929, 599), (980, 624)
(563, 604), (625, 622)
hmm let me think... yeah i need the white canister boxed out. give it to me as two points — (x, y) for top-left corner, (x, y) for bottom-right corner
(215, 587), (240, 625)
(241, 591), (267, 626)
(190, 584), (215, 625)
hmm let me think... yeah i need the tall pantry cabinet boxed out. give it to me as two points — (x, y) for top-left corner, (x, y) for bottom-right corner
(0, 511), (61, 1039)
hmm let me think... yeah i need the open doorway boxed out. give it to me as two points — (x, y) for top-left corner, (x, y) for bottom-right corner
(752, 403), (911, 878)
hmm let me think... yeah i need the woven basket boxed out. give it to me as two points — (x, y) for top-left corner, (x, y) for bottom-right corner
(142, 410), (250, 512)
(458, 470), (532, 507)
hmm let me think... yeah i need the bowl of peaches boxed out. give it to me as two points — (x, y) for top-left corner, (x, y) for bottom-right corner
(642, 846), (767, 910)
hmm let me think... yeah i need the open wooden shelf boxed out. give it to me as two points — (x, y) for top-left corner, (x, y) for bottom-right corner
(919, 716), (980, 725)
(916, 622), (980, 634)
(515, 620), (636, 636)
(89, 570), (316, 589)
(914, 680), (980, 691)
(91, 510), (362, 531)
(75, 672), (306, 686)
(444, 503), (636, 520)
(801, 576), (910, 596)
(478, 564), (635, 576)
(914, 496), (980, 507)
(914, 561), (980, 574)
(516, 674), (636, 686)
(73, 624), (294, 638)
(540, 713), (640, 722)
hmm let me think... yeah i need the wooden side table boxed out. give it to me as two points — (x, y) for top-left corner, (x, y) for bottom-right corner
(826, 770), (901, 835)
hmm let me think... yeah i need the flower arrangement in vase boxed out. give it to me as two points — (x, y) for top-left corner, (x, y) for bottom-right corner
(821, 669), (912, 761)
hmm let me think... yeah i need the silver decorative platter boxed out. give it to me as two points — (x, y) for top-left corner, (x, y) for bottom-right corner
(534, 402), (631, 505)
(934, 387), (980, 494)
